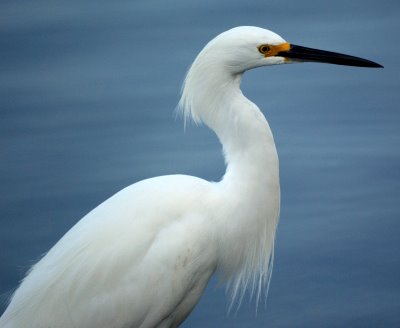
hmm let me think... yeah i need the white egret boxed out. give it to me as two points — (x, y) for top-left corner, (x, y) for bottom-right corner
(0, 26), (381, 328)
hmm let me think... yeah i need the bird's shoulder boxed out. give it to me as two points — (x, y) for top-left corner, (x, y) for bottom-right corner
(39, 175), (213, 262)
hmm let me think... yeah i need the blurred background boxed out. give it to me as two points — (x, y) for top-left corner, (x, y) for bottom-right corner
(0, 0), (399, 326)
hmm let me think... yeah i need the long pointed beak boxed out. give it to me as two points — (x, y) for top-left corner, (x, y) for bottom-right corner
(278, 44), (383, 68)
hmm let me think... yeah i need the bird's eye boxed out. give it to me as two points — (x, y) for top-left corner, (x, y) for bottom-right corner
(258, 45), (271, 54)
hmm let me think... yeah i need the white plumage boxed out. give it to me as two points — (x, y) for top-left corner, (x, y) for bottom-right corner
(0, 26), (381, 328)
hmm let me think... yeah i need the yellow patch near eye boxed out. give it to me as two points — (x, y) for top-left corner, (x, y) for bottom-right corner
(258, 42), (290, 57)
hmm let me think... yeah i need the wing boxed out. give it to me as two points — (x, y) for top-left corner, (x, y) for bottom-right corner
(0, 175), (218, 328)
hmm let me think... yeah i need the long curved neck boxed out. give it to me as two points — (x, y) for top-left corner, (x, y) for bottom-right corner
(180, 62), (280, 303)
(213, 75), (281, 303)
(179, 36), (281, 303)
(181, 68), (279, 193)
(217, 82), (278, 189)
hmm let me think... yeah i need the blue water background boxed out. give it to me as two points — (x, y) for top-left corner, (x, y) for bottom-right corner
(1, 1), (399, 326)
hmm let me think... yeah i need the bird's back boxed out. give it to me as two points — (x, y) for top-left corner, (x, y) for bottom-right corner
(0, 175), (218, 328)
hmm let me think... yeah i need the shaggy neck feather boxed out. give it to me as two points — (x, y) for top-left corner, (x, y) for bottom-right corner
(179, 58), (280, 305)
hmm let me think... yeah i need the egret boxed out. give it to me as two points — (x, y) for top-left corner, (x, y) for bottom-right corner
(0, 26), (382, 328)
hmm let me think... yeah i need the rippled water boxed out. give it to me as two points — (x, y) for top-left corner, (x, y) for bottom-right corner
(1, 1), (399, 326)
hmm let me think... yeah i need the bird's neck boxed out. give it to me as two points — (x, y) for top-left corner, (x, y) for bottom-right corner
(214, 75), (280, 227)
(183, 69), (279, 193)
(180, 66), (280, 301)
(181, 63), (280, 195)
(218, 83), (278, 190)
(212, 74), (280, 301)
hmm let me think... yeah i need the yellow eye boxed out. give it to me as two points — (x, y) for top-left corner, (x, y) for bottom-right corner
(258, 45), (271, 54)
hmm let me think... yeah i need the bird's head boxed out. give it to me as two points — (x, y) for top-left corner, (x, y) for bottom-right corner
(179, 26), (382, 126)
(202, 26), (382, 74)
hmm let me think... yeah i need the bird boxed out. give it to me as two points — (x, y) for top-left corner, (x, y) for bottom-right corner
(0, 26), (382, 328)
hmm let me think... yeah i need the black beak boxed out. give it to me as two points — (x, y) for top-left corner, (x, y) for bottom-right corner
(278, 44), (383, 68)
